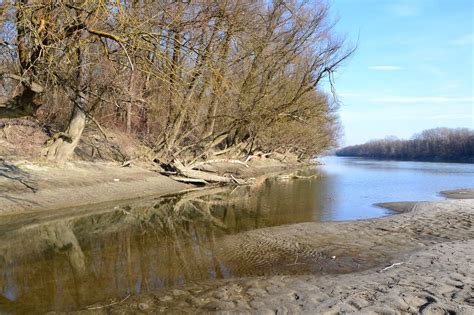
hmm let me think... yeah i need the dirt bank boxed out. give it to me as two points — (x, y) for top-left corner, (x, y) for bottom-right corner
(75, 198), (474, 314)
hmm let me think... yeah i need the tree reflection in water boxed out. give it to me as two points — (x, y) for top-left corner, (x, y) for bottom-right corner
(0, 178), (320, 313)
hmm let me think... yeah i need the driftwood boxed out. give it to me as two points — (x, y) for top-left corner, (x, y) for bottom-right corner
(379, 262), (404, 272)
(170, 176), (208, 185)
(189, 159), (249, 169)
(174, 160), (232, 183)
(156, 156), (253, 185)
(157, 159), (251, 185)
(291, 174), (318, 180)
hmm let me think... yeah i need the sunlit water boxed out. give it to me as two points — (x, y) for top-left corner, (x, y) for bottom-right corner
(316, 156), (474, 220)
(0, 157), (472, 312)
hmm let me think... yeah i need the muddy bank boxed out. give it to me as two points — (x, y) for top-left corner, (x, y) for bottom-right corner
(76, 198), (474, 314)
(0, 158), (299, 214)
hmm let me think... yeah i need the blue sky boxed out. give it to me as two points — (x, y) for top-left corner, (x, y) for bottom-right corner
(326, 0), (473, 145)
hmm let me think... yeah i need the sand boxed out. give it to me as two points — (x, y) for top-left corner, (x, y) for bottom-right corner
(0, 160), (192, 214)
(79, 198), (474, 314)
(440, 189), (474, 199)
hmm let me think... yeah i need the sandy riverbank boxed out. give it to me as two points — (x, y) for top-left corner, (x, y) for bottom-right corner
(0, 160), (191, 214)
(0, 158), (297, 214)
(76, 195), (474, 314)
(440, 188), (474, 199)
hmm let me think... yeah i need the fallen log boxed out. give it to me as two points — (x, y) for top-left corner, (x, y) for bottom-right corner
(173, 159), (233, 183)
(189, 159), (249, 170)
(169, 176), (208, 185)
(179, 168), (233, 183)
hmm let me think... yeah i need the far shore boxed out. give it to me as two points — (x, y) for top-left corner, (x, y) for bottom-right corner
(334, 155), (474, 164)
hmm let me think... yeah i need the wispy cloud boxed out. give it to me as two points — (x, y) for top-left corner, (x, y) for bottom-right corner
(450, 33), (474, 46)
(368, 66), (402, 71)
(371, 96), (474, 104)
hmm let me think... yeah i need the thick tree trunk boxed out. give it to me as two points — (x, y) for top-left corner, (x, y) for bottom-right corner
(45, 29), (88, 164)
(45, 104), (86, 164)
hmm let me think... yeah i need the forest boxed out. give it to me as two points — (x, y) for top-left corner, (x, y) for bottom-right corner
(336, 128), (474, 163)
(0, 0), (351, 166)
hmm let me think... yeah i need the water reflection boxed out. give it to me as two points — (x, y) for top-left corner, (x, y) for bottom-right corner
(1, 157), (473, 312)
(0, 179), (326, 313)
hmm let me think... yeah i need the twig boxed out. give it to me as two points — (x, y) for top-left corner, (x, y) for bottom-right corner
(379, 262), (404, 272)
(287, 255), (305, 266)
(86, 294), (131, 310)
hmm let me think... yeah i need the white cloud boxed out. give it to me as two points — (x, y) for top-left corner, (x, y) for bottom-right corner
(368, 66), (402, 71)
(371, 96), (474, 104)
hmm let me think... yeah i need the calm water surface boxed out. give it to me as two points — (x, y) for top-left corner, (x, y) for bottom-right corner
(316, 156), (474, 220)
(0, 157), (472, 312)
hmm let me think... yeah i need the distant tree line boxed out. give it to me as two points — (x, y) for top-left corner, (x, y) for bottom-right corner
(336, 128), (474, 163)
(0, 0), (351, 164)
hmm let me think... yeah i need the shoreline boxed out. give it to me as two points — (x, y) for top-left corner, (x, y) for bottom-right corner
(0, 159), (301, 215)
(440, 188), (474, 199)
(83, 194), (474, 314)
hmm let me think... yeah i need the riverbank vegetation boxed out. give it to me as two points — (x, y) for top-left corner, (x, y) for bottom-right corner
(0, 0), (350, 173)
(336, 128), (474, 163)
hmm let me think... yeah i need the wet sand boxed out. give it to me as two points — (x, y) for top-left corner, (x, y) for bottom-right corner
(78, 197), (474, 314)
(440, 189), (474, 199)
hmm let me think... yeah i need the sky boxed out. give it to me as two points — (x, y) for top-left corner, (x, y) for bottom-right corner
(326, 0), (473, 146)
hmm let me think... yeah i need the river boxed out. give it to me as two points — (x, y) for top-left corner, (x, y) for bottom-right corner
(0, 157), (472, 312)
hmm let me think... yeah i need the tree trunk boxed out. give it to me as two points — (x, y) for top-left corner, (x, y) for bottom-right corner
(45, 104), (86, 164)
(45, 29), (88, 164)
(126, 101), (132, 133)
(204, 27), (231, 137)
(126, 69), (137, 133)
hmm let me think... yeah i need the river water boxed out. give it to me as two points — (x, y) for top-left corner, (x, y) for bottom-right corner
(0, 157), (472, 312)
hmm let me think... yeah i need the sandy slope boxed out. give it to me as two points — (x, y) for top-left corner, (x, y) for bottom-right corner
(0, 160), (191, 214)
